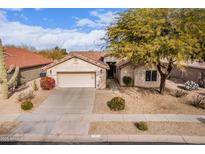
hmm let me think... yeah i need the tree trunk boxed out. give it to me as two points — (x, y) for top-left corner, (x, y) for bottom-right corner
(157, 61), (173, 94)
(159, 75), (166, 94)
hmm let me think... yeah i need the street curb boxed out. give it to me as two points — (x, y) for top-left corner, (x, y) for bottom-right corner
(0, 134), (205, 144)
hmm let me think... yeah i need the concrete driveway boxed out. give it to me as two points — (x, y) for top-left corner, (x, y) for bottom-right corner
(12, 88), (95, 136)
(34, 88), (95, 114)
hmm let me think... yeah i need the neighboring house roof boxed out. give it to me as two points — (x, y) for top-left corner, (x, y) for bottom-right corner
(43, 51), (110, 70)
(184, 62), (205, 69)
(161, 59), (205, 70)
(119, 59), (205, 70)
(5, 47), (53, 69)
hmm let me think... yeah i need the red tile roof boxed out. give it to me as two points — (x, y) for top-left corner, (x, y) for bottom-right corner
(5, 47), (53, 69)
(70, 51), (108, 67)
(43, 51), (110, 70)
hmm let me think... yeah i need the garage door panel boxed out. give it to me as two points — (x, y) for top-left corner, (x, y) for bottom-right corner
(58, 72), (95, 87)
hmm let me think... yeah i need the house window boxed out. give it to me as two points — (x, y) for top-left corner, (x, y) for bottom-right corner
(50, 70), (52, 75)
(198, 72), (203, 80)
(40, 72), (46, 78)
(145, 70), (157, 81)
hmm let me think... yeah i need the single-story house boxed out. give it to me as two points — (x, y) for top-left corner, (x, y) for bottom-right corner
(43, 51), (160, 89)
(170, 62), (205, 87)
(5, 47), (53, 86)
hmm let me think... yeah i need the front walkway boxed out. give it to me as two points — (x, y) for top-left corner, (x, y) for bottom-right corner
(106, 79), (120, 93)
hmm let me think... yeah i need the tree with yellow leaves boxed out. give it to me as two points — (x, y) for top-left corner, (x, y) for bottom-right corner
(106, 9), (205, 94)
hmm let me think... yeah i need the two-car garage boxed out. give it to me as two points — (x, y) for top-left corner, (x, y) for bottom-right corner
(44, 54), (108, 89)
(57, 72), (96, 88)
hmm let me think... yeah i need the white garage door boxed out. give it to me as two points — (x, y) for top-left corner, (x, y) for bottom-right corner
(57, 72), (95, 88)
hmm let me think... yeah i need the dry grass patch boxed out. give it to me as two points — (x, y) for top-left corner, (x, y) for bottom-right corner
(89, 122), (205, 136)
(0, 122), (19, 134)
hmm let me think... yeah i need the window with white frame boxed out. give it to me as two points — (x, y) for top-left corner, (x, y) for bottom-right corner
(145, 70), (157, 81)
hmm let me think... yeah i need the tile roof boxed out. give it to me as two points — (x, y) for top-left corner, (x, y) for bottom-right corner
(183, 62), (205, 69)
(43, 51), (110, 70)
(119, 59), (205, 70)
(5, 47), (53, 69)
(161, 59), (205, 69)
(117, 60), (130, 67)
(70, 51), (108, 67)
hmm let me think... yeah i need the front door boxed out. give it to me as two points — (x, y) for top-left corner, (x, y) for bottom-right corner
(107, 62), (116, 78)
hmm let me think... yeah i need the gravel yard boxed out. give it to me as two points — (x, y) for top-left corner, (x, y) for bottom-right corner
(89, 122), (205, 136)
(93, 86), (205, 115)
(0, 79), (52, 114)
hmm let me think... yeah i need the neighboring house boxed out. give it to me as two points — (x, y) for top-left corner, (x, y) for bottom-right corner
(5, 47), (53, 86)
(43, 51), (160, 89)
(170, 62), (205, 87)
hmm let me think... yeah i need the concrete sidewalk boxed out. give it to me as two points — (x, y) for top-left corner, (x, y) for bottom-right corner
(1, 113), (204, 123)
(1, 113), (205, 144)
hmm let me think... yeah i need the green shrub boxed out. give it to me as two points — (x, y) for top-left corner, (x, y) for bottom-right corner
(21, 101), (33, 110)
(122, 76), (132, 86)
(107, 97), (125, 111)
(32, 80), (38, 91)
(135, 121), (148, 131)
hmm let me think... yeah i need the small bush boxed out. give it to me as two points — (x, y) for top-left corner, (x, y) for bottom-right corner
(18, 90), (35, 102)
(40, 77), (55, 90)
(135, 121), (148, 131)
(32, 80), (38, 91)
(172, 90), (188, 98)
(184, 81), (199, 91)
(107, 97), (125, 111)
(123, 76), (132, 86)
(190, 95), (205, 109)
(21, 101), (33, 110)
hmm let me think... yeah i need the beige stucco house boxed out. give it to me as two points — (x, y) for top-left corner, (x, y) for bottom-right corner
(116, 61), (160, 87)
(43, 51), (160, 89)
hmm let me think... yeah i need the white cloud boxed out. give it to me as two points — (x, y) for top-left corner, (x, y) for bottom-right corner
(76, 10), (118, 28)
(3, 8), (23, 12)
(76, 18), (97, 27)
(0, 11), (106, 51)
(0, 11), (7, 22)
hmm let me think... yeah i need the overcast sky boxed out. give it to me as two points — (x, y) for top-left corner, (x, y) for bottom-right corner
(0, 8), (125, 51)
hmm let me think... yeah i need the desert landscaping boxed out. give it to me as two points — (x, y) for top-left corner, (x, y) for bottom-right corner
(89, 121), (205, 136)
(0, 78), (53, 114)
(93, 80), (205, 115)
